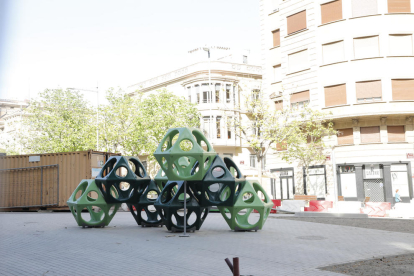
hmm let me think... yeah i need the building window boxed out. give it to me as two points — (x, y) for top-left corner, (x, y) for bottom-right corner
(388, 0), (411, 13)
(216, 116), (221, 139)
(273, 64), (281, 83)
(275, 100), (283, 111)
(287, 10), (306, 35)
(321, 0), (342, 24)
(227, 117), (232, 139)
(351, 0), (378, 17)
(356, 80), (382, 103)
(215, 83), (221, 103)
(388, 126), (405, 142)
(288, 49), (309, 73)
(337, 128), (354, 145)
(187, 86), (191, 102)
(195, 85), (200, 103)
(354, 36), (380, 59)
(291, 90), (310, 109)
(226, 84), (231, 103)
(322, 40), (345, 65)
(202, 83), (211, 103)
(389, 34), (413, 56)
(202, 116), (211, 138)
(243, 55), (248, 64)
(392, 79), (414, 100)
(324, 84), (346, 107)
(276, 141), (287, 151)
(272, 29), (280, 47)
(250, 155), (256, 168)
(360, 126), (381, 143)
(251, 89), (261, 101)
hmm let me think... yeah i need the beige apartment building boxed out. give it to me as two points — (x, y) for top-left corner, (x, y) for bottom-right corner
(127, 48), (264, 178)
(260, 0), (414, 204)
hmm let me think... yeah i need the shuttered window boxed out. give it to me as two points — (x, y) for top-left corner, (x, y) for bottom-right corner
(291, 90), (310, 109)
(275, 100), (283, 111)
(272, 29), (280, 47)
(288, 49), (309, 73)
(389, 34), (413, 56)
(276, 141), (287, 151)
(321, 0), (342, 24)
(354, 36), (380, 59)
(322, 40), (345, 64)
(360, 126), (380, 143)
(388, 126), (405, 142)
(388, 0), (411, 13)
(337, 128), (354, 145)
(287, 10), (307, 35)
(325, 84), (347, 107)
(356, 80), (382, 102)
(352, 0), (378, 17)
(392, 79), (414, 100)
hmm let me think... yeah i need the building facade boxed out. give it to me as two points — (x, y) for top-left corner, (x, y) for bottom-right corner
(260, 0), (414, 204)
(127, 48), (264, 178)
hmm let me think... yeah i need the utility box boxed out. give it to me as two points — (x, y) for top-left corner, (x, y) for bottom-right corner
(0, 150), (121, 210)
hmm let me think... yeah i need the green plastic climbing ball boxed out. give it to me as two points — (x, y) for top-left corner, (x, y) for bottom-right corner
(153, 128), (216, 181)
(95, 156), (151, 204)
(218, 180), (273, 231)
(67, 179), (120, 227)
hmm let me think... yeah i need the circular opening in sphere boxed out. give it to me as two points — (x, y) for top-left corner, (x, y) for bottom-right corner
(179, 139), (193, 151)
(212, 166), (225, 178)
(147, 190), (158, 201)
(119, 182), (130, 191)
(115, 166), (128, 178)
(242, 192), (254, 204)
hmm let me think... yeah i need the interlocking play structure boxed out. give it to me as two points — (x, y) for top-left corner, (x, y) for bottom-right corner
(67, 127), (273, 232)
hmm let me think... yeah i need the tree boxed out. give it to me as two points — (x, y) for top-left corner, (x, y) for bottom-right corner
(229, 84), (297, 185)
(137, 89), (200, 176)
(279, 107), (337, 196)
(15, 89), (96, 153)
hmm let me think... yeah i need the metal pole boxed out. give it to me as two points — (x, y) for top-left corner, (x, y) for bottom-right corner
(332, 146), (338, 210)
(208, 50), (213, 140)
(96, 85), (99, 151)
(179, 181), (190, 237)
(233, 257), (240, 276)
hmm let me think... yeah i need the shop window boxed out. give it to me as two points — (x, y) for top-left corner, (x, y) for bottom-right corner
(387, 126), (405, 142)
(304, 166), (326, 198)
(388, 0), (411, 13)
(352, 0), (378, 17)
(325, 84), (346, 107)
(291, 90), (309, 110)
(391, 164), (410, 198)
(392, 79), (414, 100)
(339, 165), (357, 197)
(321, 0), (342, 24)
(354, 36), (380, 59)
(356, 80), (382, 103)
(337, 128), (354, 145)
(322, 41), (345, 65)
(360, 126), (380, 143)
(287, 10), (306, 35)
(272, 29), (280, 47)
(288, 49), (309, 73)
(389, 34), (413, 56)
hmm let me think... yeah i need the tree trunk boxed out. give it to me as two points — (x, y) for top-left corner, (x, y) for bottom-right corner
(305, 166), (310, 196)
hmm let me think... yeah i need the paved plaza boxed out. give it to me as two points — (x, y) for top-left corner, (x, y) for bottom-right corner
(0, 212), (413, 276)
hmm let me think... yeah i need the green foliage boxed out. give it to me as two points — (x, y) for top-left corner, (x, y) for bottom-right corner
(17, 89), (96, 153)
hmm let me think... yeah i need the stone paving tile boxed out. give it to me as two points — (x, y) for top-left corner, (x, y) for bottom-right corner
(0, 212), (413, 276)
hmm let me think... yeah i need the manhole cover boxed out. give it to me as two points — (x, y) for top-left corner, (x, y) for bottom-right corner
(296, 235), (326, 240)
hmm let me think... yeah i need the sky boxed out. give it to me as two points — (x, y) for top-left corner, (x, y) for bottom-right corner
(0, 0), (261, 104)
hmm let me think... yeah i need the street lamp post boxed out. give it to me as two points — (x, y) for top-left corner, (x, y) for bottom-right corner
(68, 87), (99, 151)
(203, 46), (213, 140)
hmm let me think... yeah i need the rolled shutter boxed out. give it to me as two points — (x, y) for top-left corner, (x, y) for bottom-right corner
(321, 0), (342, 24)
(356, 80), (382, 99)
(325, 84), (347, 107)
(392, 79), (414, 100)
(272, 30), (280, 47)
(360, 126), (380, 143)
(337, 128), (354, 145)
(388, 0), (411, 13)
(291, 90), (310, 103)
(275, 100), (283, 111)
(287, 10), (306, 35)
(387, 126), (405, 142)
